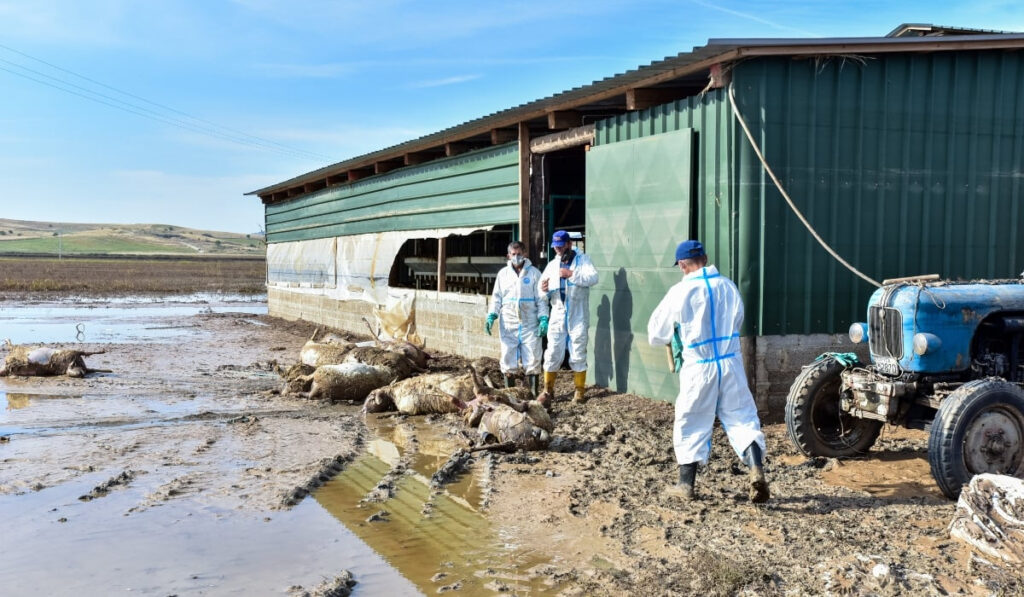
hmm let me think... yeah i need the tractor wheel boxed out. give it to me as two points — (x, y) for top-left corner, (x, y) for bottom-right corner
(928, 378), (1024, 499)
(785, 356), (883, 458)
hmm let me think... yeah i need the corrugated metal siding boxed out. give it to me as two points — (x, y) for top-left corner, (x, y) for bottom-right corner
(733, 51), (1024, 334)
(592, 90), (754, 334)
(265, 144), (519, 243)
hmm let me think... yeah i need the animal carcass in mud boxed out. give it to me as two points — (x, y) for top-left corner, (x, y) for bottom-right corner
(454, 366), (554, 451)
(949, 474), (1024, 565)
(362, 317), (431, 369)
(299, 328), (355, 367)
(302, 346), (422, 403)
(0, 343), (110, 378)
(363, 362), (528, 416)
(363, 372), (476, 415)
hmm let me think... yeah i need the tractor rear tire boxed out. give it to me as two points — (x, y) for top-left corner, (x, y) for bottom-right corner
(928, 378), (1024, 499)
(785, 357), (883, 458)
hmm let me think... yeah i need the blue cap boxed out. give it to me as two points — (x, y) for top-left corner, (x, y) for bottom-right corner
(551, 230), (571, 247)
(672, 240), (705, 265)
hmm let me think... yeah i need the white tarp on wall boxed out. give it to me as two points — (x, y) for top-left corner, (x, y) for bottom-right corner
(266, 226), (491, 304)
(266, 237), (336, 286)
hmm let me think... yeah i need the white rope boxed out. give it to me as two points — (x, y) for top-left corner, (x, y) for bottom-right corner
(727, 83), (882, 288)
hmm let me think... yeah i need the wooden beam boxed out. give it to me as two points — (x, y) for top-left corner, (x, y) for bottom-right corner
(530, 124), (595, 154)
(491, 128), (517, 145)
(445, 142), (469, 157)
(528, 152), (545, 266)
(404, 152), (430, 166)
(626, 87), (689, 111)
(547, 110), (581, 129)
(347, 169), (370, 182)
(374, 160), (399, 175)
(437, 237), (447, 293)
(518, 122), (531, 256)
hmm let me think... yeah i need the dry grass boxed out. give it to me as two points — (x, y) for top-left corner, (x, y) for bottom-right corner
(0, 255), (266, 295)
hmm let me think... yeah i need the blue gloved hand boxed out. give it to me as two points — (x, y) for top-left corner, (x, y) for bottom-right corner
(485, 312), (498, 335)
(537, 316), (549, 337)
(671, 323), (684, 372)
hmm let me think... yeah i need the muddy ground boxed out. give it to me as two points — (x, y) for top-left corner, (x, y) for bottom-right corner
(2, 303), (1021, 595)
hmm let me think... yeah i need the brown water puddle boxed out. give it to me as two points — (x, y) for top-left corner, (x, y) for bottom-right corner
(316, 416), (564, 594)
(818, 451), (945, 499)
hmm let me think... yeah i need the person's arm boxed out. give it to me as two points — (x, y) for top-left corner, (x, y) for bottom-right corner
(647, 290), (676, 346)
(570, 253), (599, 287)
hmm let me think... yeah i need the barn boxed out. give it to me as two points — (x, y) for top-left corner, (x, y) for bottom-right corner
(248, 24), (1024, 415)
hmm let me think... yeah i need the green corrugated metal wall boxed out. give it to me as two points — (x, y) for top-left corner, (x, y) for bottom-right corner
(591, 49), (1024, 339)
(265, 143), (519, 243)
(733, 51), (1024, 335)
(586, 128), (695, 401)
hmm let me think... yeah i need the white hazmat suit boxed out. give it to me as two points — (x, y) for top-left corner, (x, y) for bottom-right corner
(647, 265), (765, 466)
(489, 259), (547, 375)
(540, 250), (598, 372)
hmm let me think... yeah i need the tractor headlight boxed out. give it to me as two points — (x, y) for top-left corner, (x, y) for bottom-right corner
(913, 333), (942, 356)
(849, 322), (868, 344)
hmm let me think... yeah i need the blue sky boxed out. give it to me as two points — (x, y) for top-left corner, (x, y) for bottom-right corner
(2, 1), (1022, 234)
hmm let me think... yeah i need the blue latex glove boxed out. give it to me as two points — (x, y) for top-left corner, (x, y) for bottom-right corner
(485, 312), (498, 335)
(671, 323), (684, 372)
(537, 315), (549, 337)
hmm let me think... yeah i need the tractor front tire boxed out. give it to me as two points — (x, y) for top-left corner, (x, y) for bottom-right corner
(785, 357), (883, 458)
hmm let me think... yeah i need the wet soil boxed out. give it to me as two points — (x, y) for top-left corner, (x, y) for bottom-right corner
(3, 300), (1022, 595)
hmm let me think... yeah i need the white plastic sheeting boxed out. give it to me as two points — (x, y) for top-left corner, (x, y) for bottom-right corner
(266, 237), (337, 287)
(266, 227), (491, 304)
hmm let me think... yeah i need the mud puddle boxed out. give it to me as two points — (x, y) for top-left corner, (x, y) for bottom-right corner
(315, 416), (564, 595)
(0, 302), (267, 344)
(0, 472), (418, 595)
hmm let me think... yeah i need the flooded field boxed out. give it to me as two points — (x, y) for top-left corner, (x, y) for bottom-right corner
(2, 296), (1021, 595)
(0, 297), (563, 596)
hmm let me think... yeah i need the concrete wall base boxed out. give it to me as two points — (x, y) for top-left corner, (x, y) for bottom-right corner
(268, 287), (500, 359)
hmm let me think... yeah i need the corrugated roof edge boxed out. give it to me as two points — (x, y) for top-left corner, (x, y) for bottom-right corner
(247, 31), (1024, 197)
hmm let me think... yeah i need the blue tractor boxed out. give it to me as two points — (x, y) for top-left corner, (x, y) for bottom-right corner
(785, 277), (1024, 498)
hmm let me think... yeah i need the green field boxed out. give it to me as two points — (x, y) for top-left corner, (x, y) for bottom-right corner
(0, 219), (265, 256)
(0, 235), (195, 254)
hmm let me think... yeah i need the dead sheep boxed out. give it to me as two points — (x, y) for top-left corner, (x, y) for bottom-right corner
(299, 346), (421, 403)
(362, 318), (431, 369)
(300, 328), (356, 367)
(305, 362), (395, 402)
(363, 372), (477, 414)
(0, 343), (110, 378)
(455, 366), (553, 450)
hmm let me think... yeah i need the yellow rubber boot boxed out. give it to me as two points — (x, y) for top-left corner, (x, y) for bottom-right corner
(543, 371), (557, 395)
(573, 370), (587, 403)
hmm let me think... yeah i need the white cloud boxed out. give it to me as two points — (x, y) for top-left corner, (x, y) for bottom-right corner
(408, 74), (482, 88)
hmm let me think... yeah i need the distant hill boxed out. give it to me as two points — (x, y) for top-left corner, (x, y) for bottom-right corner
(0, 219), (265, 256)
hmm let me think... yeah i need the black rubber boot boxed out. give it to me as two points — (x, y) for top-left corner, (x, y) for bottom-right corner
(528, 374), (539, 396)
(504, 375), (515, 388)
(666, 463), (697, 500)
(743, 443), (770, 503)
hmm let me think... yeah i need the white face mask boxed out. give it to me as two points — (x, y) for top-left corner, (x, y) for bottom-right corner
(508, 255), (525, 267)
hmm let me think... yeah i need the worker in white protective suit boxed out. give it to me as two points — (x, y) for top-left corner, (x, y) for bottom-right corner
(539, 230), (599, 403)
(485, 241), (549, 395)
(647, 240), (769, 503)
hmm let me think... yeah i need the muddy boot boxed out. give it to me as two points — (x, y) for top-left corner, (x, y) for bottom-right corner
(504, 374), (515, 388)
(543, 370), (557, 394)
(743, 442), (770, 503)
(528, 374), (539, 397)
(665, 463), (697, 500)
(572, 370), (587, 403)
